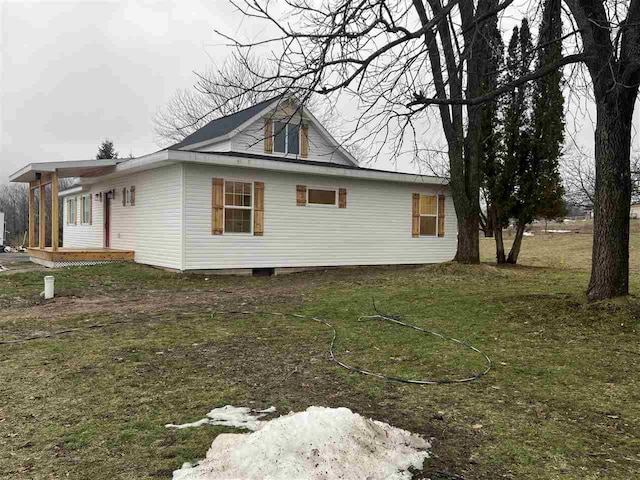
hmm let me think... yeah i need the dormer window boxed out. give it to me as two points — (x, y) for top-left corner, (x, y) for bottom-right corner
(273, 121), (300, 155)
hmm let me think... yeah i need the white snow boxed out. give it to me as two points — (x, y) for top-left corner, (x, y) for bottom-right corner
(523, 231), (534, 237)
(172, 406), (430, 480)
(166, 405), (276, 431)
(546, 229), (572, 233)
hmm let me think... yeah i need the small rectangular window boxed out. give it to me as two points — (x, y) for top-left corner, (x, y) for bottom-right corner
(224, 181), (253, 233)
(419, 195), (438, 236)
(308, 188), (336, 205)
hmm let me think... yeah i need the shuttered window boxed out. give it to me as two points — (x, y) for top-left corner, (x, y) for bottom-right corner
(224, 181), (252, 234)
(413, 194), (446, 237)
(308, 188), (336, 205)
(420, 195), (437, 236)
(297, 186), (347, 208)
(272, 121), (300, 154)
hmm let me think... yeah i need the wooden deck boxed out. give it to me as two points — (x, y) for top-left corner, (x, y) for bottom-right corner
(28, 247), (135, 262)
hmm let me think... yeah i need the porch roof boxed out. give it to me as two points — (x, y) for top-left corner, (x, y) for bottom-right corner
(9, 159), (120, 183)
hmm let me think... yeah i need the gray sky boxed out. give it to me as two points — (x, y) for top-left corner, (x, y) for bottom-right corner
(0, 0), (240, 182)
(0, 1), (637, 184)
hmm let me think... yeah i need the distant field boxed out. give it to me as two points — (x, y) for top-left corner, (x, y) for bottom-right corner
(482, 220), (640, 274)
(1, 234), (639, 479)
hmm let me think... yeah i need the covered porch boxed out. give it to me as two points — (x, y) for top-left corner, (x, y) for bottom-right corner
(10, 160), (135, 267)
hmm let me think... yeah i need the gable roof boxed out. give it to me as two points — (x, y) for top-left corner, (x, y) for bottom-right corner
(168, 96), (359, 167)
(170, 96), (281, 150)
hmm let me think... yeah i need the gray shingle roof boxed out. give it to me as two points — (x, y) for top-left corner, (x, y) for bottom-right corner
(170, 96), (281, 150)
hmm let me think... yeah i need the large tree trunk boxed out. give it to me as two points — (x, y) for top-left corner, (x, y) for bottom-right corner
(587, 91), (636, 301)
(454, 212), (480, 263)
(489, 205), (505, 263)
(506, 222), (526, 264)
(495, 226), (506, 264)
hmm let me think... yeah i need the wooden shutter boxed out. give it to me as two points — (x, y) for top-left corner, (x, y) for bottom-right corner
(122, 187), (126, 206)
(212, 178), (224, 235)
(74, 198), (77, 225)
(89, 195), (93, 225)
(296, 185), (307, 206)
(130, 186), (136, 206)
(67, 199), (71, 224)
(338, 188), (347, 208)
(437, 194), (445, 237)
(254, 182), (264, 236)
(301, 125), (309, 158)
(412, 193), (420, 237)
(264, 120), (273, 153)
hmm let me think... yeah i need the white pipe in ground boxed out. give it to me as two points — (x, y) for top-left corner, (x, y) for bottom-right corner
(44, 276), (55, 299)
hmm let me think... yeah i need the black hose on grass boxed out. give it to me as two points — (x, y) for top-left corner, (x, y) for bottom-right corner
(1, 302), (492, 385)
(210, 299), (492, 385)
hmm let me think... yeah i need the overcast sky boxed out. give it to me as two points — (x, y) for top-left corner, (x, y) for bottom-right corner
(0, 0), (637, 184)
(0, 0), (244, 182)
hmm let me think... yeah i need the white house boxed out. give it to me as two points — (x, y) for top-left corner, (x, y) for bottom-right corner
(10, 97), (456, 272)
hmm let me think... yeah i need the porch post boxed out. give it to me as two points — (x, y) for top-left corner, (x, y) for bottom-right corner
(51, 170), (59, 251)
(28, 186), (35, 248)
(39, 182), (46, 249)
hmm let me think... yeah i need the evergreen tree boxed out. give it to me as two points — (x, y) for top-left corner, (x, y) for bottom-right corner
(481, 3), (566, 265)
(506, 1), (566, 264)
(96, 139), (118, 160)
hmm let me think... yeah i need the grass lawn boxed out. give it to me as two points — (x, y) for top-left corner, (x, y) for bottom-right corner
(1, 231), (639, 479)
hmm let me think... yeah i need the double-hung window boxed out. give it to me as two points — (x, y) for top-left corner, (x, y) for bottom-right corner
(68, 197), (77, 224)
(224, 181), (253, 234)
(81, 194), (91, 224)
(273, 121), (300, 155)
(419, 195), (438, 236)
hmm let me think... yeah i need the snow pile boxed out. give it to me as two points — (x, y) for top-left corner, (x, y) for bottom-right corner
(546, 229), (572, 233)
(166, 405), (276, 431)
(172, 406), (430, 480)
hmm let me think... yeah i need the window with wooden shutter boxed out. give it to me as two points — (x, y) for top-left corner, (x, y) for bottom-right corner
(264, 120), (273, 153)
(338, 188), (347, 208)
(212, 178), (224, 235)
(301, 125), (309, 158)
(414, 194), (445, 237)
(254, 182), (264, 236)
(412, 193), (420, 237)
(296, 185), (307, 206)
(437, 194), (445, 237)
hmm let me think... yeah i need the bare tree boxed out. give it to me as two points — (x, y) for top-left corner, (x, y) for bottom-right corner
(214, 0), (640, 299)
(0, 178), (74, 247)
(563, 150), (640, 209)
(0, 183), (29, 246)
(208, 0), (589, 265)
(564, 0), (640, 300)
(154, 56), (293, 145)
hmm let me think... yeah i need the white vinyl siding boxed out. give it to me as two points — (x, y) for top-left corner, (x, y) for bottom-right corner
(183, 163), (455, 270)
(61, 164), (184, 269)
